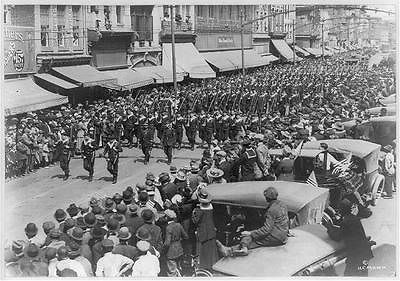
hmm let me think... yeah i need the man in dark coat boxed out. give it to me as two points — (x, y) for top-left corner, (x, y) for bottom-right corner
(136, 209), (163, 253)
(217, 187), (289, 256)
(239, 139), (265, 181)
(338, 199), (374, 276)
(140, 120), (153, 165)
(162, 122), (176, 165)
(81, 133), (97, 181)
(185, 113), (199, 151)
(103, 135), (122, 184)
(174, 114), (184, 150)
(58, 134), (73, 180)
(124, 204), (144, 246)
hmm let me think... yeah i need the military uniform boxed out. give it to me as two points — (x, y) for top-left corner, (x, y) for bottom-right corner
(103, 138), (122, 184)
(58, 136), (73, 180)
(140, 121), (153, 165)
(174, 115), (184, 149)
(184, 114), (198, 150)
(204, 115), (215, 147)
(124, 111), (137, 148)
(162, 123), (176, 164)
(220, 114), (230, 142)
(81, 136), (97, 181)
(199, 113), (207, 146)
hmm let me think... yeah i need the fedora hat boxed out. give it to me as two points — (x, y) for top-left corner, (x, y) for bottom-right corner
(116, 203), (127, 214)
(68, 241), (81, 257)
(332, 122), (345, 132)
(89, 197), (99, 208)
(117, 227), (131, 240)
(198, 188), (212, 203)
(128, 204), (139, 215)
(122, 190), (133, 203)
(95, 215), (106, 227)
(54, 209), (67, 222)
(136, 227), (151, 241)
(164, 209), (177, 220)
(90, 226), (107, 239)
(103, 198), (116, 211)
(49, 228), (61, 239)
(112, 193), (123, 204)
(66, 203), (80, 217)
(24, 223), (38, 236)
(107, 218), (120, 232)
(83, 213), (97, 227)
(206, 168), (224, 179)
(141, 209), (155, 223)
(68, 227), (84, 241)
(25, 243), (40, 258)
(101, 239), (114, 250)
(111, 213), (126, 225)
(175, 170), (186, 181)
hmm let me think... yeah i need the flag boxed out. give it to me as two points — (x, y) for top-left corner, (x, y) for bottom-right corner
(306, 171), (318, 188)
(332, 152), (353, 175)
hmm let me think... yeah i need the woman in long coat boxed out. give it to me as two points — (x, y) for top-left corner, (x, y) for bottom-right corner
(192, 187), (218, 271)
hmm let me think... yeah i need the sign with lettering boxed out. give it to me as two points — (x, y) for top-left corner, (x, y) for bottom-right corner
(4, 26), (35, 75)
(217, 36), (234, 48)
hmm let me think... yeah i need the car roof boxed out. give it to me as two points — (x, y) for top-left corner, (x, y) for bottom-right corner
(302, 139), (381, 159)
(212, 223), (345, 276)
(207, 181), (329, 214)
(343, 116), (396, 129)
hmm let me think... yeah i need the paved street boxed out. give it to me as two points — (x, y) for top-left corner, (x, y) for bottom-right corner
(4, 142), (202, 243)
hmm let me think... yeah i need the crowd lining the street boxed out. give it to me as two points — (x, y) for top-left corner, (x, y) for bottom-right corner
(4, 48), (396, 277)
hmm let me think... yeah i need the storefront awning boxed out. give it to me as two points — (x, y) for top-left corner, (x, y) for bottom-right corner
(294, 45), (311, 57)
(262, 54), (280, 63)
(51, 65), (117, 87)
(271, 39), (302, 61)
(133, 66), (184, 84)
(4, 77), (68, 116)
(304, 48), (323, 57)
(162, 43), (216, 79)
(102, 68), (154, 90)
(203, 49), (271, 72)
(33, 73), (78, 90)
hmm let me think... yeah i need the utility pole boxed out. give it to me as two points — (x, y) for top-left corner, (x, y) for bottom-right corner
(170, 5), (177, 95)
(292, 18), (296, 64)
(321, 22), (325, 58)
(240, 9), (245, 77)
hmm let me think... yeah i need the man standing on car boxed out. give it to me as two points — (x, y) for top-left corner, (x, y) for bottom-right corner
(216, 186), (288, 256)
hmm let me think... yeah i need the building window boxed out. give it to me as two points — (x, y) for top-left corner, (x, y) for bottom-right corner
(104, 6), (111, 30)
(90, 5), (97, 13)
(40, 5), (50, 47)
(116, 6), (122, 24)
(57, 5), (66, 47)
(72, 6), (80, 46)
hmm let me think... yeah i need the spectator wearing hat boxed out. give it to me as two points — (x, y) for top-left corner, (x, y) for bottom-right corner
(112, 227), (139, 260)
(67, 227), (93, 265)
(239, 139), (266, 181)
(80, 132), (97, 182)
(54, 208), (67, 231)
(169, 166), (178, 182)
(187, 162), (204, 191)
(161, 121), (176, 165)
(145, 185), (164, 212)
(95, 239), (134, 277)
(102, 135), (123, 184)
(337, 199), (374, 276)
(18, 243), (49, 276)
(124, 204), (144, 246)
(382, 145), (395, 199)
(68, 241), (93, 276)
(206, 167), (226, 184)
(192, 187), (218, 270)
(66, 203), (80, 219)
(275, 147), (295, 181)
(24, 223), (43, 247)
(60, 218), (75, 245)
(217, 187), (289, 257)
(122, 189), (134, 205)
(46, 229), (65, 250)
(106, 218), (121, 246)
(55, 246), (87, 277)
(131, 240), (160, 277)
(89, 226), (107, 269)
(163, 209), (188, 276)
(136, 209), (163, 253)
(215, 150), (232, 183)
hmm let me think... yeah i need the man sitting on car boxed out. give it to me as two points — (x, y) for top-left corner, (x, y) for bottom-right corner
(216, 187), (289, 257)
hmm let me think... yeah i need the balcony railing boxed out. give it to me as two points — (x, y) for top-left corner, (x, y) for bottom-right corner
(161, 20), (193, 33)
(195, 16), (252, 33)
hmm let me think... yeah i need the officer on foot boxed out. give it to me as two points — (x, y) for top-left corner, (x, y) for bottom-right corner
(162, 121), (176, 165)
(103, 135), (122, 184)
(58, 133), (72, 181)
(81, 132), (97, 182)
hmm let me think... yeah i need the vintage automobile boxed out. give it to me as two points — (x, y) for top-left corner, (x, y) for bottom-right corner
(366, 105), (396, 116)
(379, 94), (396, 106)
(206, 181), (348, 276)
(269, 139), (385, 206)
(342, 116), (396, 146)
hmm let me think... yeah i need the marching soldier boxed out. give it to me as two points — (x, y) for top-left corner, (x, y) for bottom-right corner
(184, 112), (198, 151)
(220, 112), (230, 142)
(103, 135), (122, 184)
(114, 113), (124, 142)
(174, 113), (184, 150)
(140, 119), (153, 165)
(204, 113), (215, 148)
(58, 133), (73, 181)
(124, 109), (136, 148)
(162, 121), (177, 165)
(199, 110), (207, 148)
(81, 132), (97, 182)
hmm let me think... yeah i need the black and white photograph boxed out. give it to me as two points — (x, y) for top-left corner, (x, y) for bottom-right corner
(1, 1), (398, 278)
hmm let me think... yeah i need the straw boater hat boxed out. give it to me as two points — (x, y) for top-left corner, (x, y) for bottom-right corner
(206, 168), (224, 179)
(198, 187), (212, 204)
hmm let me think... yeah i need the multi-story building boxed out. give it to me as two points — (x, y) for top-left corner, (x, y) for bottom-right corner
(295, 5), (321, 49)
(253, 5), (295, 55)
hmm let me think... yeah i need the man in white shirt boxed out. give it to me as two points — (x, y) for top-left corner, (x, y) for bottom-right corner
(131, 240), (160, 277)
(95, 239), (134, 277)
(55, 246), (87, 277)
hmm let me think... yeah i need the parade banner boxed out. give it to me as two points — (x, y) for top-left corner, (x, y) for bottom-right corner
(4, 26), (35, 75)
